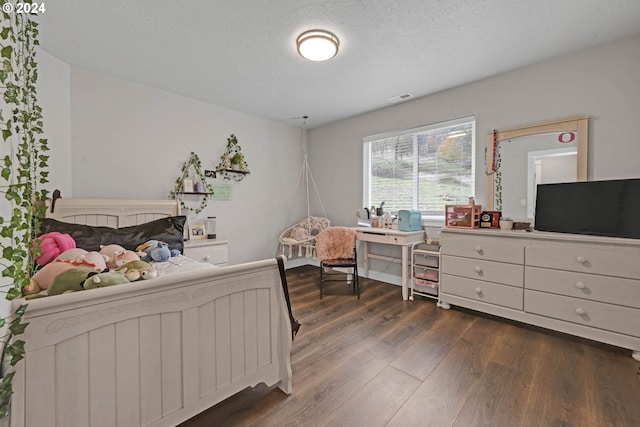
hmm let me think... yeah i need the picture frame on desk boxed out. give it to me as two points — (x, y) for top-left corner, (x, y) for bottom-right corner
(188, 223), (207, 240)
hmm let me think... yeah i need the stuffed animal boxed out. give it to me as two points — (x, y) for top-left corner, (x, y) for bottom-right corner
(151, 244), (171, 262)
(136, 240), (179, 262)
(114, 260), (157, 281)
(33, 232), (76, 266)
(293, 227), (308, 240)
(114, 250), (142, 267)
(100, 244), (142, 268)
(82, 271), (130, 289)
(23, 261), (76, 295)
(56, 248), (107, 271)
(100, 244), (127, 269)
(47, 267), (98, 296)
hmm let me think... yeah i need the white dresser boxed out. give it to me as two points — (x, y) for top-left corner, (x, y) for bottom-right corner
(183, 239), (229, 266)
(440, 228), (640, 360)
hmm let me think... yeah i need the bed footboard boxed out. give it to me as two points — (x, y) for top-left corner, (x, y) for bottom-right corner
(10, 257), (293, 427)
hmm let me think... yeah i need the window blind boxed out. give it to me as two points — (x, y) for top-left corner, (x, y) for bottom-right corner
(363, 115), (475, 219)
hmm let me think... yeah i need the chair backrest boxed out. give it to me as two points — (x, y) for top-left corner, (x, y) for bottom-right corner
(315, 227), (356, 260)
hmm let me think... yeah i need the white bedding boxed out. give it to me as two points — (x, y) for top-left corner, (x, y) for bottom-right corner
(152, 254), (218, 276)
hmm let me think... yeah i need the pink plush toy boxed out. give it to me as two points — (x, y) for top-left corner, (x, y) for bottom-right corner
(99, 244), (127, 269)
(33, 232), (76, 266)
(114, 250), (142, 267)
(23, 261), (76, 295)
(57, 248), (107, 271)
(99, 244), (141, 269)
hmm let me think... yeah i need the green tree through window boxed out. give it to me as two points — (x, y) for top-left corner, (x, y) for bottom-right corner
(363, 116), (475, 221)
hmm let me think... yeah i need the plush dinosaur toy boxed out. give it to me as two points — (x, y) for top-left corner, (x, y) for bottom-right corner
(47, 267), (99, 296)
(114, 260), (157, 281)
(82, 271), (130, 290)
(47, 268), (130, 296)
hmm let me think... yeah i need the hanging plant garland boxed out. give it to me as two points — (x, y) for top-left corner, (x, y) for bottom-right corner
(169, 151), (215, 214)
(215, 134), (250, 182)
(0, 6), (49, 419)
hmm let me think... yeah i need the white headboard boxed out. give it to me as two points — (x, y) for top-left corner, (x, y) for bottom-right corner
(46, 199), (180, 228)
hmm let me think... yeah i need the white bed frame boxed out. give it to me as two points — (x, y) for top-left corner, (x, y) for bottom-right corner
(11, 199), (293, 427)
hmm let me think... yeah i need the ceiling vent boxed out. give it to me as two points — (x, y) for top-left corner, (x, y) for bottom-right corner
(387, 93), (413, 103)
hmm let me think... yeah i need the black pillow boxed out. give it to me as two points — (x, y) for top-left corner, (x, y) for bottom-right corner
(39, 216), (186, 253)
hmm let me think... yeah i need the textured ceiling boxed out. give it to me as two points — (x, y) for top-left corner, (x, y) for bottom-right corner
(37, 0), (640, 129)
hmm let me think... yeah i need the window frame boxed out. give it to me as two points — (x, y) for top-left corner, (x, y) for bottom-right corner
(363, 115), (476, 226)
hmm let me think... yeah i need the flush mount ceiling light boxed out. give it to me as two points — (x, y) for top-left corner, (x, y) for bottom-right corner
(297, 30), (339, 61)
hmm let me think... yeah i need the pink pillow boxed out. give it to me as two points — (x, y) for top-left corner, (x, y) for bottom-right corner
(34, 232), (76, 266)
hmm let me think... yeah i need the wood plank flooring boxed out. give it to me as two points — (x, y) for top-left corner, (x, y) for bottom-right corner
(181, 265), (640, 427)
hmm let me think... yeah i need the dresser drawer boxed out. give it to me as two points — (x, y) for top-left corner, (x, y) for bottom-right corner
(526, 244), (640, 279)
(183, 241), (228, 265)
(441, 274), (523, 310)
(525, 266), (640, 309)
(442, 255), (523, 287)
(441, 234), (524, 264)
(525, 290), (640, 338)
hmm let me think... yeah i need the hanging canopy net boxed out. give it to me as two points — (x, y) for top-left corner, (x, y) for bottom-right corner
(278, 120), (330, 258)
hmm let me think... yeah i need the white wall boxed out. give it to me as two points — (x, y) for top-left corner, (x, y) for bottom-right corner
(68, 68), (305, 264)
(37, 48), (72, 195)
(307, 33), (640, 284)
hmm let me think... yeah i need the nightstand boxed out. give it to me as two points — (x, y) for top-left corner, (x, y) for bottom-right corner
(183, 239), (229, 266)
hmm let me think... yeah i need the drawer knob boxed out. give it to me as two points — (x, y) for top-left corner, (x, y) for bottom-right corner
(474, 266), (483, 274)
(576, 256), (587, 264)
(575, 282), (586, 290)
(475, 246), (483, 253)
(204, 255), (211, 261)
(474, 287), (482, 294)
(575, 308), (585, 315)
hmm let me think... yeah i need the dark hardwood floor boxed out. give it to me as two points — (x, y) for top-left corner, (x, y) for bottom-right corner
(182, 265), (640, 427)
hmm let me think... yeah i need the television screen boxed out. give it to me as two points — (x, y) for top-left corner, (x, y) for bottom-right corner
(534, 178), (640, 239)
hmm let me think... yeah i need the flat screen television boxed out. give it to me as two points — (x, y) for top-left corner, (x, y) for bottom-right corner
(534, 178), (640, 239)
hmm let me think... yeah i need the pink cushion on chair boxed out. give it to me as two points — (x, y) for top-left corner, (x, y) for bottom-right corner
(315, 227), (356, 260)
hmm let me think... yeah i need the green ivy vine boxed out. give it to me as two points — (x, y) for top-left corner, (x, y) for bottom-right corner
(169, 151), (215, 214)
(494, 145), (503, 212)
(0, 1), (49, 418)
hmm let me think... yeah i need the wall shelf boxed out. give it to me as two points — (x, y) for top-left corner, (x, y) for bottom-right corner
(177, 192), (213, 195)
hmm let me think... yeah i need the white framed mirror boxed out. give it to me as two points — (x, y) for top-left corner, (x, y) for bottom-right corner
(485, 115), (588, 217)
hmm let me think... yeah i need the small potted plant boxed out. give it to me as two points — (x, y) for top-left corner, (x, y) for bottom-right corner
(216, 134), (250, 182)
(230, 153), (245, 171)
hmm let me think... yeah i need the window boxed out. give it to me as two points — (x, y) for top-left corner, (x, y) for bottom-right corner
(363, 115), (475, 222)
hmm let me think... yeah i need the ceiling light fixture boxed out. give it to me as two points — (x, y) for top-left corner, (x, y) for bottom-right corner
(297, 30), (339, 61)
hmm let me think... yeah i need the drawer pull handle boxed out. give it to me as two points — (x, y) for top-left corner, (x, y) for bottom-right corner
(474, 287), (482, 294)
(575, 282), (586, 290)
(575, 308), (585, 315)
(474, 266), (482, 274)
(576, 256), (587, 264)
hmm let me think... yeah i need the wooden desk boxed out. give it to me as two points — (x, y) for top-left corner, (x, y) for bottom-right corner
(354, 227), (425, 300)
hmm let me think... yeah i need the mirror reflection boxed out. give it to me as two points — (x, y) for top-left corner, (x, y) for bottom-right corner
(485, 115), (588, 219)
(496, 133), (577, 219)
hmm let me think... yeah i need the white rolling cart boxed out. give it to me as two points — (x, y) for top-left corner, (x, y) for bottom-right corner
(409, 241), (441, 302)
